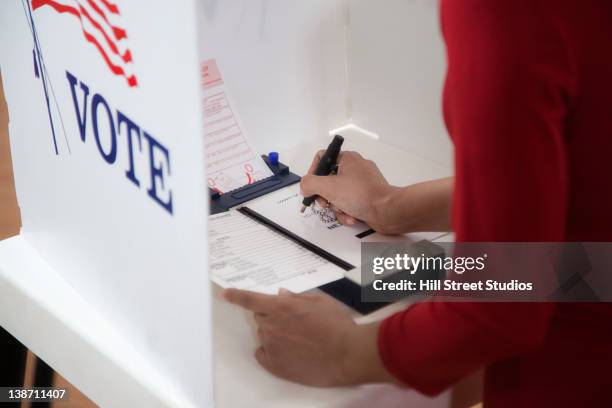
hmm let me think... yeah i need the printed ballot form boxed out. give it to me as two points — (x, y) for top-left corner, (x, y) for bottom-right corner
(209, 211), (344, 294)
(247, 184), (424, 267)
(209, 184), (443, 293)
(248, 184), (370, 267)
(202, 59), (273, 193)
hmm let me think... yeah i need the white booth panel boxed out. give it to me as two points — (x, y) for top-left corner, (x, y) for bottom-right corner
(348, 0), (452, 167)
(0, 1), (212, 406)
(200, 0), (349, 154)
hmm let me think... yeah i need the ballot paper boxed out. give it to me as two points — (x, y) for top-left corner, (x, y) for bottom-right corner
(209, 211), (345, 294)
(202, 59), (273, 193)
(247, 183), (444, 267)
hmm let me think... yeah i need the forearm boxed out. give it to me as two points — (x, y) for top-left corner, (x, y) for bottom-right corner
(373, 177), (453, 235)
(341, 322), (400, 386)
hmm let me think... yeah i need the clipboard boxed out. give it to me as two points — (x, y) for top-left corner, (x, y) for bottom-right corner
(209, 156), (439, 314)
(235, 207), (437, 314)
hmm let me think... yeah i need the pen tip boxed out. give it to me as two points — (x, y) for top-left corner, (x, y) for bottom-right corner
(300, 205), (307, 214)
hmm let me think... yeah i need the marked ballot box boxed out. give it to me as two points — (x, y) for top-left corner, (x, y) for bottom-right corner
(0, 1), (447, 407)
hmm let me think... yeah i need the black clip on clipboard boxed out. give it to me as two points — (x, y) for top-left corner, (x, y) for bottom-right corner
(209, 154), (301, 215)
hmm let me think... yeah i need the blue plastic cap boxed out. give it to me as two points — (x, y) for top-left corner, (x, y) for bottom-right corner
(269, 152), (279, 166)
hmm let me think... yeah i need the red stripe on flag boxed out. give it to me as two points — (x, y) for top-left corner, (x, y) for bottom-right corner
(32, 0), (78, 16)
(127, 75), (137, 87)
(32, 0), (138, 87)
(78, 5), (119, 55)
(86, 0), (128, 41)
(76, 3), (131, 63)
(81, 26), (137, 87)
(35, 0), (132, 62)
(87, 0), (128, 40)
(98, 0), (120, 15)
(113, 26), (127, 40)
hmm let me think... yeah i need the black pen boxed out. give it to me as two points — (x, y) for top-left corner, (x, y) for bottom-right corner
(300, 135), (344, 213)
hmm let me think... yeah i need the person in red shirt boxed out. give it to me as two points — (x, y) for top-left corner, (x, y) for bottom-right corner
(224, 0), (612, 406)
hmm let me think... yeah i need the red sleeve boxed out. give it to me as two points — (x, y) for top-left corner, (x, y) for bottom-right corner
(378, 0), (576, 395)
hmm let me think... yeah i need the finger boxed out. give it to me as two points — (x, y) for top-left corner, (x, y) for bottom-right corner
(300, 174), (343, 204)
(254, 312), (267, 325)
(223, 289), (277, 314)
(335, 211), (357, 226)
(337, 151), (362, 164)
(329, 204), (357, 225)
(279, 287), (301, 297)
(278, 287), (322, 303)
(307, 150), (351, 176)
(330, 204), (344, 215)
(315, 197), (329, 208)
(255, 347), (272, 371)
(257, 327), (265, 343)
(255, 346), (284, 380)
(279, 288), (291, 296)
(306, 150), (326, 175)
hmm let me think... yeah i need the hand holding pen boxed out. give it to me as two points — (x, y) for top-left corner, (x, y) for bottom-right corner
(299, 138), (394, 229)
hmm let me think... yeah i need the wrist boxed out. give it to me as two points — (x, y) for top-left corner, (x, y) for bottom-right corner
(338, 322), (394, 385)
(371, 186), (402, 234)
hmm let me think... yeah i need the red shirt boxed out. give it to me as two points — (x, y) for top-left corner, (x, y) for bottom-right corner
(378, 1), (612, 406)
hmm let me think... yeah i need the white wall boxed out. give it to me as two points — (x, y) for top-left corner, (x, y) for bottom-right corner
(200, 0), (348, 155)
(348, 0), (452, 167)
(200, 0), (452, 168)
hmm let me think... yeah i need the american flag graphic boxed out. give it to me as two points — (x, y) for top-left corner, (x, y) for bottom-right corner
(31, 0), (138, 87)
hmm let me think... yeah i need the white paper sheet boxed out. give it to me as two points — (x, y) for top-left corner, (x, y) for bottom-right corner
(209, 211), (345, 294)
(202, 59), (273, 193)
(247, 184), (446, 267)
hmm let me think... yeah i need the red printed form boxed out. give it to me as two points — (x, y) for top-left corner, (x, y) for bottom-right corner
(202, 59), (273, 193)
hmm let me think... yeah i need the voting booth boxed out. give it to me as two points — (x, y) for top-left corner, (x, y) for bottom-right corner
(0, 0), (451, 407)
(202, 0), (450, 304)
(200, 0), (449, 164)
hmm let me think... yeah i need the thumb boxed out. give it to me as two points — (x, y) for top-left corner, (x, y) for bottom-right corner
(300, 174), (342, 203)
(278, 288), (293, 296)
(278, 288), (301, 298)
(278, 287), (319, 302)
